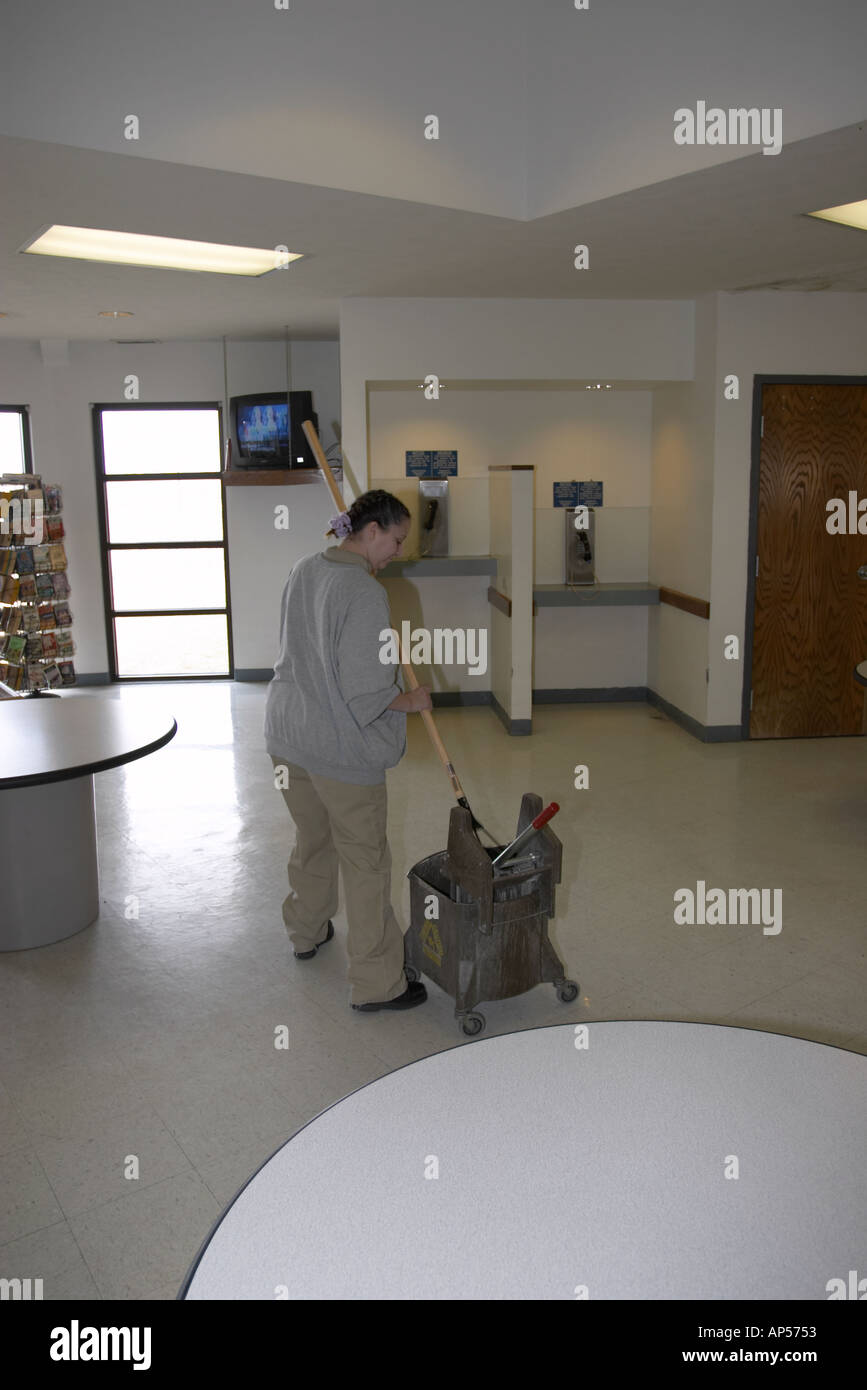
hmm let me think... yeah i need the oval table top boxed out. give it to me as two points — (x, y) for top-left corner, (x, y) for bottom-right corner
(180, 1021), (867, 1302)
(0, 694), (177, 788)
(855, 661), (867, 688)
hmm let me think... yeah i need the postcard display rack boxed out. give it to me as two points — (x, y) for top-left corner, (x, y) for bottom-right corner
(0, 474), (76, 698)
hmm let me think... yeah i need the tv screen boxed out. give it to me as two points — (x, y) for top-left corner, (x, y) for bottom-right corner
(229, 391), (317, 468)
(236, 400), (289, 460)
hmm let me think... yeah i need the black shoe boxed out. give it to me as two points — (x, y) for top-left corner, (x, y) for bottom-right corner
(351, 980), (428, 1012)
(294, 920), (335, 960)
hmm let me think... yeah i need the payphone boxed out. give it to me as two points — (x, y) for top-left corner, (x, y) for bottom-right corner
(419, 479), (449, 557)
(565, 507), (596, 585)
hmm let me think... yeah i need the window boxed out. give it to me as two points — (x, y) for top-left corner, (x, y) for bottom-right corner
(93, 403), (233, 679)
(0, 407), (33, 475)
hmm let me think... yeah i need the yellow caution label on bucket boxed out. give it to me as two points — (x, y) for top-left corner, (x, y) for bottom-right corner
(420, 921), (444, 967)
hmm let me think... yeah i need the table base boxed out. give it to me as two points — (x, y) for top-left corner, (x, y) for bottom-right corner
(0, 776), (99, 950)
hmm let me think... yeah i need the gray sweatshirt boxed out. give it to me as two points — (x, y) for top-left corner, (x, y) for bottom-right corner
(263, 546), (406, 785)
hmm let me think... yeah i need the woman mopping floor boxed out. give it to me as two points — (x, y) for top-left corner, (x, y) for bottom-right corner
(264, 490), (432, 1012)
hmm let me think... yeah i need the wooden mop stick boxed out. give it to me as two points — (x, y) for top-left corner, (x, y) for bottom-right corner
(394, 639), (471, 806)
(301, 418), (493, 835)
(302, 419), (343, 513)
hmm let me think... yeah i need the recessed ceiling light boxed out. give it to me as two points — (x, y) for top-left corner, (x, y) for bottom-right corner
(807, 200), (867, 233)
(20, 224), (303, 276)
(98, 310), (134, 318)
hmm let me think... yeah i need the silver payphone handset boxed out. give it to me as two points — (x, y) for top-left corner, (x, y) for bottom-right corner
(565, 506), (596, 586)
(419, 479), (449, 557)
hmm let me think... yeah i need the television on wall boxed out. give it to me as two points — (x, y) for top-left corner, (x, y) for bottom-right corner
(229, 391), (318, 469)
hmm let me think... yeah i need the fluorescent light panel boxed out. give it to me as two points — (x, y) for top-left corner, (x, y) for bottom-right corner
(20, 225), (302, 275)
(807, 200), (867, 232)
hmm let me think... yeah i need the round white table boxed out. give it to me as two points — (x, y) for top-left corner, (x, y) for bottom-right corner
(180, 1021), (867, 1301)
(0, 695), (177, 950)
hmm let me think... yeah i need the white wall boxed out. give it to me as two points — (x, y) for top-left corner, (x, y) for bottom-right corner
(648, 293), (718, 724)
(342, 297), (691, 697)
(11, 290), (865, 724)
(340, 297), (693, 494)
(374, 573), (491, 698)
(708, 291), (867, 727)
(223, 339), (341, 670)
(482, 467), (534, 720)
(535, 607), (649, 692)
(368, 384), (652, 582)
(0, 338), (339, 676)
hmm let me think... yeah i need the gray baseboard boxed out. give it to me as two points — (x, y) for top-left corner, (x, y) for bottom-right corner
(702, 724), (743, 742)
(490, 692), (532, 735)
(534, 686), (648, 703)
(75, 672), (741, 742)
(646, 688), (741, 742)
(427, 690), (492, 706)
(533, 686), (742, 742)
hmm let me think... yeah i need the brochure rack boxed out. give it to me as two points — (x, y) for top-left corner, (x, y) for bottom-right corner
(0, 474), (76, 698)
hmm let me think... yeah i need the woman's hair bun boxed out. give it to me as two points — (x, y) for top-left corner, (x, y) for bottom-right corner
(326, 489), (410, 538)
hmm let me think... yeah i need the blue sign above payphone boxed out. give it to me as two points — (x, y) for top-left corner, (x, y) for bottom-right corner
(405, 450), (458, 478)
(553, 481), (603, 507)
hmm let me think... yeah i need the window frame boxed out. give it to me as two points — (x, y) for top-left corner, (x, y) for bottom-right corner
(92, 401), (235, 682)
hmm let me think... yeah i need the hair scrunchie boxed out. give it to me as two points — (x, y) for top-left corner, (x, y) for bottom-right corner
(329, 511), (352, 538)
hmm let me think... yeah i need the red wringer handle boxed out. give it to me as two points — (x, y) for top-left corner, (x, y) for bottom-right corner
(491, 801), (560, 867)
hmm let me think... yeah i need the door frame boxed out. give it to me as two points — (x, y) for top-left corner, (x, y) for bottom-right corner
(741, 374), (867, 738)
(92, 400), (235, 682)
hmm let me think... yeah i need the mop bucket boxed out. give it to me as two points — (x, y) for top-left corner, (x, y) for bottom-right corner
(403, 792), (579, 1036)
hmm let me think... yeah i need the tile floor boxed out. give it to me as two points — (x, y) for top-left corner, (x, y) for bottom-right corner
(0, 681), (864, 1299)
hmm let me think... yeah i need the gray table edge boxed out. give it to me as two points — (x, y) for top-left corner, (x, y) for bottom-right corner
(177, 1020), (865, 1301)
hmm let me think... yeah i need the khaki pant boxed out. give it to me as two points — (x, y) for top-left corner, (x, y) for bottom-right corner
(269, 757), (407, 1006)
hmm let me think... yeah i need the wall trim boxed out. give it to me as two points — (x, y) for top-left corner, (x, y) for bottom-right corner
(646, 688), (740, 742)
(422, 690), (491, 706)
(487, 587), (511, 616)
(490, 692), (531, 735)
(658, 587), (710, 619)
(534, 686), (647, 703)
(76, 673), (741, 742)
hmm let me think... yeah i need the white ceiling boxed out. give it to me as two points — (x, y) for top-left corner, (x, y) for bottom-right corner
(0, 0), (866, 342)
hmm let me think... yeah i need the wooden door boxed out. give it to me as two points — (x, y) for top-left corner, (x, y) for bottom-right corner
(751, 383), (867, 738)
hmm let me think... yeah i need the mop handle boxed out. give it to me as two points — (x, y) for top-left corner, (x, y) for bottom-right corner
(398, 643), (466, 801)
(302, 419), (344, 511)
(491, 802), (560, 867)
(301, 418), (468, 803)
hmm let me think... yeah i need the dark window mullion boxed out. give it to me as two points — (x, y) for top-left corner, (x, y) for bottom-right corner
(111, 609), (228, 617)
(105, 539), (224, 552)
(104, 472), (223, 482)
